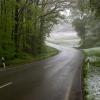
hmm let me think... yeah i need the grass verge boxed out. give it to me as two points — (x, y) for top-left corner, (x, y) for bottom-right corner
(83, 56), (89, 100)
(83, 47), (100, 100)
(0, 46), (59, 68)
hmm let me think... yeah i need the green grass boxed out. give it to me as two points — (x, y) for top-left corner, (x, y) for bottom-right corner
(83, 47), (100, 100)
(84, 47), (100, 56)
(83, 59), (89, 100)
(0, 46), (59, 68)
(91, 61), (100, 67)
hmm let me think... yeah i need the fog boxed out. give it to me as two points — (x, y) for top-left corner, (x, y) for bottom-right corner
(47, 22), (80, 47)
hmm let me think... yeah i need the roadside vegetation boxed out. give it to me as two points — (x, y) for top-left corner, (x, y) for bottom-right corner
(0, 0), (69, 67)
(0, 0), (100, 99)
(0, 46), (58, 68)
(83, 48), (100, 100)
(70, 0), (100, 100)
(71, 0), (100, 49)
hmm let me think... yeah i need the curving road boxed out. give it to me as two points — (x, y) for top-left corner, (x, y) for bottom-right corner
(0, 42), (84, 100)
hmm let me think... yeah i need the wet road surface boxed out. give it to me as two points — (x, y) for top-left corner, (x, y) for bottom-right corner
(0, 43), (84, 100)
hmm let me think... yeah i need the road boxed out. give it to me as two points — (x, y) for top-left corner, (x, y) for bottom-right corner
(0, 43), (84, 100)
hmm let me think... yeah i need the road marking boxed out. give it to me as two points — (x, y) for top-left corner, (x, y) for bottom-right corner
(0, 82), (13, 89)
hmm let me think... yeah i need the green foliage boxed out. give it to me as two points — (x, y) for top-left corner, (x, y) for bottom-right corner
(2, 46), (58, 67)
(0, 0), (66, 65)
(90, 0), (100, 17)
(72, 18), (86, 40)
(72, 0), (100, 48)
(83, 48), (100, 100)
(0, 0), (15, 59)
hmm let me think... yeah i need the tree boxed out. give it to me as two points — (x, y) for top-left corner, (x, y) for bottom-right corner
(71, 0), (100, 48)
(0, 0), (71, 59)
(72, 18), (86, 45)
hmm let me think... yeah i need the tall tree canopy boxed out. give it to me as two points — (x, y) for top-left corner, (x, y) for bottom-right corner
(71, 0), (100, 48)
(0, 0), (70, 59)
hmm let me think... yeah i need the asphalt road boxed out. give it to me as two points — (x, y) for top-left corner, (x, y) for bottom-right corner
(0, 43), (84, 100)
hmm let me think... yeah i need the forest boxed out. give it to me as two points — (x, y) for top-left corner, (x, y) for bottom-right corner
(72, 0), (100, 48)
(0, 0), (100, 100)
(0, 0), (68, 64)
(0, 0), (100, 62)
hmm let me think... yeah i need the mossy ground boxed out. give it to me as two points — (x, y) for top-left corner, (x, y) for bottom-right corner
(0, 46), (59, 68)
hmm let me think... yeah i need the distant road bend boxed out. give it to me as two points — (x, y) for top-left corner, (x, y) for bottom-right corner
(0, 42), (84, 100)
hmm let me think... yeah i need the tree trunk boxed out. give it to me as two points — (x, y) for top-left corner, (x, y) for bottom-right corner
(14, 0), (20, 55)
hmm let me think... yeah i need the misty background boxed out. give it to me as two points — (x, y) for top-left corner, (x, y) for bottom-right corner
(47, 22), (80, 47)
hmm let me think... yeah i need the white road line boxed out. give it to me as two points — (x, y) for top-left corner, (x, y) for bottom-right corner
(0, 82), (13, 89)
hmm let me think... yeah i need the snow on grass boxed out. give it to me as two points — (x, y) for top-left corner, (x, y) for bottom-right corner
(84, 47), (100, 100)
(87, 66), (100, 100)
(47, 31), (80, 47)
